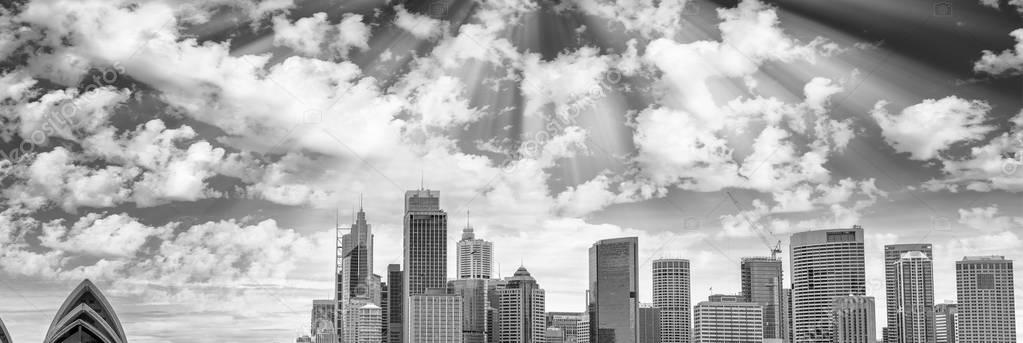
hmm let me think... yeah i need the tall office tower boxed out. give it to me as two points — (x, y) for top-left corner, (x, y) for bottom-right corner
(831, 295), (876, 343)
(790, 227), (866, 343)
(457, 220), (493, 279)
(652, 258), (689, 343)
(386, 265), (403, 343)
(381, 281), (389, 341)
(345, 298), (384, 343)
(498, 266), (546, 343)
(934, 303), (957, 343)
(693, 294), (764, 343)
(639, 304), (662, 343)
(782, 288), (792, 343)
(338, 205), (376, 341)
(884, 244), (933, 343)
(409, 289), (463, 343)
(451, 278), (490, 343)
(589, 237), (639, 343)
(740, 257), (784, 341)
(488, 278), (508, 343)
(894, 251), (936, 343)
(403, 188), (448, 342)
(546, 328), (567, 343)
(547, 312), (586, 343)
(955, 256), (1015, 343)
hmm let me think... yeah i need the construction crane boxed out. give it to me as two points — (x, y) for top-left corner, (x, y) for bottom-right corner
(726, 191), (783, 259)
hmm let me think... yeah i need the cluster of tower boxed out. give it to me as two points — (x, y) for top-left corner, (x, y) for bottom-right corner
(301, 193), (1017, 343)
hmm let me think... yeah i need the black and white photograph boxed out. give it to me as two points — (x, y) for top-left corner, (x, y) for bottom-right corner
(0, 0), (1021, 342)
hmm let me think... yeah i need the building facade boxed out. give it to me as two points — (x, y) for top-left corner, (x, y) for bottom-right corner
(547, 312), (586, 343)
(790, 227), (866, 343)
(451, 278), (490, 343)
(386, 264), (403, 343)
(782, 288), (792, 343)
(740, 257), (784, 341)
(693, 294), (763, 343)
(934, 303), (957, 343)
(403, 189), (448, 342)
(311, 299), (336, 342)
(652, 258), (689, 343)
(409, 289), (463, 343)
(498, 267), (546, 343)
(457, 222), (493, 279)
(884, 244), (933, 343)
(955, 256), (1015, 343)
(639, 304), (661, 343)
(894, 251), (936, 343)
(832, 295), (876, 343)
(589, 237), (639, 343)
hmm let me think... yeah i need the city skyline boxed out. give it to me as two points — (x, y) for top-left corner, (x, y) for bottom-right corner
(1, 0), (1022, 341)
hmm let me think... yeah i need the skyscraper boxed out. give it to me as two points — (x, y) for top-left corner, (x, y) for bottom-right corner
(386, 264), (403, 343)
(782, 288), (792, 343)
(831, 295), (876, 343)
(955, 256), (1015, 343)
(338, 205), (376, 341)
(450, 278), (490, 343)
(894, 251), (936, 343)
(458, 219), (493, 279)
(884, 244), (933, 343)
(403, 188), (448, 342)
(653, 258), (690, 343)
(790, 227), (866, 343)
(740, 257), (784, 341)
(409, 289), (463, 343)
(934, 302), (957, 343)
(589, 237), (639, 343)
(639, 304), (661, 343)
(498, 266), (546, 343)
(693, 294), (764, 343)
(345, 298), (384, 343)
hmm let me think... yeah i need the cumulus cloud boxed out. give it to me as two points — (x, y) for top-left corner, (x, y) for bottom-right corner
(272, 12), (370, 58)
(958, 205), (1023, 232)
(394, 5), (444, 39)
(40, 213), (174, 258)
(871, 97), (995, 160)
(975, 28), (1023, 75)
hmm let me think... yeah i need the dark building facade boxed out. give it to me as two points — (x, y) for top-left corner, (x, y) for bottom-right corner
(638, 306), (661, 343)
(588, 237), (639, 343)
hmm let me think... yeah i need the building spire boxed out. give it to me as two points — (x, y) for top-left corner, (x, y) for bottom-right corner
(359, 193), (363, 211)
(420, 169), (424, 190)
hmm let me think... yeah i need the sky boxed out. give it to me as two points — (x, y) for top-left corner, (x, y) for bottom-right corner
(0, 0), (1022, 341)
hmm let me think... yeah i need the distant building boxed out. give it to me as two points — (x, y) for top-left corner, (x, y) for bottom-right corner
(884, 244), (933, 343)
(639, 304), (661, 343)
(894, 251), (936, 343)
(934, 302), (957, 343)
(546, 327), (566, 343)
(409, 288), (463, 343)
(386, 264), (403, 343)
(498, 266), (546, 343)
(790, 227), (866, 343)
(576, 313), (591, 343)
(955, 256), (1016, 343)
(782, 288), (792, 343)
(831, 295), (876, 343)
(311, 299), (336, 342)
(340, 206), (376, 340)
(589, 237), (640, 343)
(296, 336), (312, 343)
(693, 294), (763, 343)
(741, 257), (784, 341)
(403, 189), (448, 342)
(547, 312), (586, 343)
(450, 278), (489, 343)
(354, 303), (383, 343)
(457, 219), (493, 279)
(653, 259), (691, 343)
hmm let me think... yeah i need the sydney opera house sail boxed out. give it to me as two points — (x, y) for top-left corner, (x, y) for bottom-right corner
(43, 280), (128, 343)
(0, 316), (11, 343)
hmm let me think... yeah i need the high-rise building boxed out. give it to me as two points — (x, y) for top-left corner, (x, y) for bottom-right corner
(498, 266), (546, 343)
(740, 257), (784, 341)
(577, 313), (591, 343)
(955, 256), (1015, 343)
(409, 288), (463, 343)
(894, 251), (936, 343)
(458, 219), (493, 279)
(934, 302), (957, 343)
(451, 278), (490, 343)
(488, 278), (508, 343)
(884, 244), (933, 343)
(782, 288), (792, 343)
(653, 259), (690, 343)
(386, 264), (403, 343)
(403, 188), (448, 342)
(548, 312), (586, 343)
(693, 294), (764, 343)
(790, 227), (866, 343)
(311, 299), (335, 338)
(639, 304), (661, 343)
(831, 295), (876, 343)
(345, 300), (383, 343)
(588, 237), (639, 343)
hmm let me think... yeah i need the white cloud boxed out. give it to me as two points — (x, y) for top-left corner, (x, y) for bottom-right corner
(40, 213), (174, 258)
(394, 5), (444, 40)
(958, 205), (1023, 233)
(871, 96), (995, 160)
(272, 12), (370, 58)
(975, 29), (1023, 75)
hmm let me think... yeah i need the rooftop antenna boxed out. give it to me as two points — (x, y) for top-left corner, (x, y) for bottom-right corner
(420, 169), (424, 190)
(359, 193), (363, 211)
(466, 209), (470, 228)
